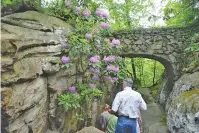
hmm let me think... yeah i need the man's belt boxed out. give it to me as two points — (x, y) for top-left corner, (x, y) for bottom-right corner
(119, 116), (137, 120)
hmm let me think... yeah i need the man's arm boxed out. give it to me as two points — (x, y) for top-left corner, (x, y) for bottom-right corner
(138, 111), (143, 133)
(111, 93), (121, 112)
(139, 94), (147, 110)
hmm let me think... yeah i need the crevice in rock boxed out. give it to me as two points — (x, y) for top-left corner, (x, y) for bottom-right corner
(1, 19), (52, 32)
(17, 52), (61, 60)
(18, 42), (60, 52)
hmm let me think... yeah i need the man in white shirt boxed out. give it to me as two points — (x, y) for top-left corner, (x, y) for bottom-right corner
(111, 78), (147, 133)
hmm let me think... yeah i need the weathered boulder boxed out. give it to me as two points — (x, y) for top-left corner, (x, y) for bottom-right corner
(166, 72), (199, 133)
(76, 126), (103, 133)
(2, 77), (48, 133)
(1, 11), (73, 133)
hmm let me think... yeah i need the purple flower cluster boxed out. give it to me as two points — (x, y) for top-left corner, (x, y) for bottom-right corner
(61, 56), (70, 64)
(90, 68), (100, 73)
(74, 6), (81, 14)
(83, 8), (91, 17)
(95, 9), (109, 18)
(61, 41), (69, 48)
(111, 39), (120, 46)
(92, 75), (100, 81)
(100, 22), (110, 29)
(104, 76), (118, 83)
(89, 84), (96, 88)
(103, 56), (115, 62)
(106, 65), (119, 72)
(90, 55), (100, 63)
(68, 86), (76, 93)
(85, 33), (92, 39)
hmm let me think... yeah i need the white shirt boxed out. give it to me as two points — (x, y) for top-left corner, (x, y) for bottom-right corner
(112, 87), (147, 119)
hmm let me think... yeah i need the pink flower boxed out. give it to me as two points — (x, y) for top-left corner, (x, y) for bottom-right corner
(95, 9), (109, 18)
(100, 22), (110, 29)
(74, 7), (81, 14)
(90, 55), (100, 63)
(85, 33), (92, 39)
(111, 39), (120, 46)
(102, 10), (109, 18)
(103, 56), (115, 62)
(61, 56), (70, 64)
(68, 86), (76, 93)
(112, 77), (118, 82)
(83, 8), (91, 17)
(114, 66), (119, 72)
(61, 41), (69, 48)
(92, 29), (98, 35)
(89, 84), (96, 88)
(90, 68), (100, 73)
(92, 76), (100, 81)
(106, 65), (119, 72)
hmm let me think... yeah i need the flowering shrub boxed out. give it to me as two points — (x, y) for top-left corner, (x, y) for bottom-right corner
(58, 1), (129, 110)
(58, 83), (103, 110)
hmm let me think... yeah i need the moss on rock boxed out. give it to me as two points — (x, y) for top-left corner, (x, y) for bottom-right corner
(173, 89), (199, 113)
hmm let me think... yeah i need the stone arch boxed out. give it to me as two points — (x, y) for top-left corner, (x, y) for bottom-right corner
(121, 53), (174, 104)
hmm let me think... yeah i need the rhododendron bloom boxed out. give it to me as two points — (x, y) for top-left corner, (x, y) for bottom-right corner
(89, 84), (96, 88)
(90, 55), (100, 63)
(112, 77), (118, 82)
(103, 56), (115, 62)
(106, 65), (119, 72)
(74, 7), (81, 14)
(100, 22), (110, 29)
(95, 9), (109, 18)
(83, 8), (91, 17)
(102, 10), (109, 18)
(68, 86), (76, 92)
(85, 33), (92, 39)
(61, 56), (70, 64)
(114, 66), (119, 72)
(111, 39), (120, 46)
(92, 75), (100, 81)
(90, 68), (100, 73)
(61, 41), (69, 48)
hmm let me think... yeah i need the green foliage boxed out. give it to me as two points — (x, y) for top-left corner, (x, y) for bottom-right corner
(58, 83), (103, 111)
(164, 0), (199, 26)
(58, 93), (81, 111)
(185, 33), (199, 53)
(73, 113), (84, 121)
(94, 0), (152, 30)
(126, 58), (165, 87)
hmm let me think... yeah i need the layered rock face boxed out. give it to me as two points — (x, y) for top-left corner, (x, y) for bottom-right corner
(1, 11), (71, 133)
(1, 11), (118, 133)
(166, 72), (199, 132)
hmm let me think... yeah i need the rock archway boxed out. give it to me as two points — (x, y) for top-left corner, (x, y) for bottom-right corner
(112, 28), (193, 103)
(120, 54), (174, 104)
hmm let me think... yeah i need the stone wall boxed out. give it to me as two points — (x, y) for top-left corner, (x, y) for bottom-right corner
(1, 11), (118, 133)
